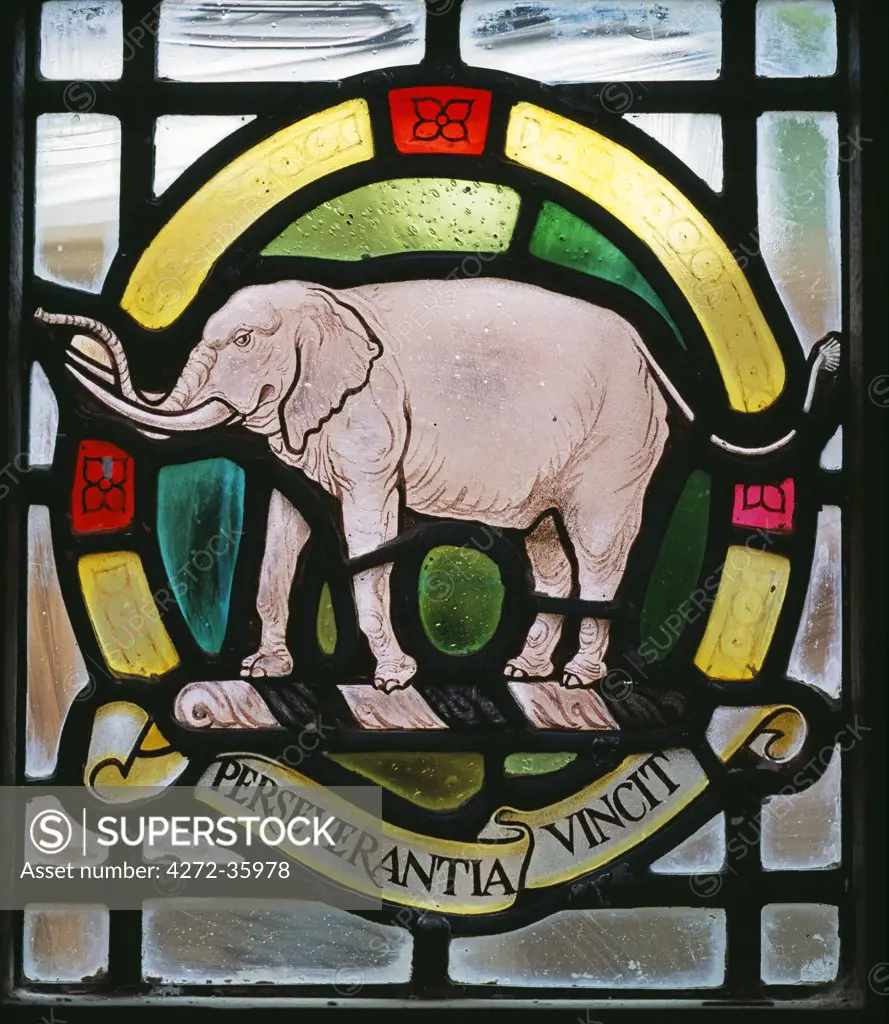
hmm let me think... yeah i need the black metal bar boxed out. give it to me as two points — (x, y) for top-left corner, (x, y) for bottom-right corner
(31, 77), (847, 117)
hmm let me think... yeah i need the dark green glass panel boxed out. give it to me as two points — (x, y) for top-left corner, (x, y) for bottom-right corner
(328, 753), (484, 810)
(529, 201), (684, 347)
(504, 752), (577, 777)
(418, 546), (504, 655)
(156, 458), (244, 654)
(639, 470), (711, 662)
(317, 582), (337, 656)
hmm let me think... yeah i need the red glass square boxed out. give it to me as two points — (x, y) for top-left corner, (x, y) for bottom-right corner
(389, 87), (492, 155)
(732, 479), (795, 533)
(72, 440), (134, 534)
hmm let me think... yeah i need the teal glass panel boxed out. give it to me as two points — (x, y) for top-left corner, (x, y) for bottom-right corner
(156, 458), (244, 654)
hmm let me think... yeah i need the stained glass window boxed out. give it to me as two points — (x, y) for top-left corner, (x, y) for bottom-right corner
(2, 0), (883, 1015)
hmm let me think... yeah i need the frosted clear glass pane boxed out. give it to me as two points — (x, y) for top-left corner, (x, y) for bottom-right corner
(23, 905), (109, 982)
(35, 113), (121, 293)
(157, 0), (426, 82)
(787, 506), (842, 698)
(27, 506), (90, 780)
(758, 112), (841, 356)
(625, 113), (723, 191)
(154, 115), (256, 195)
(761, 904), (839, 984)
(143, 900), (413, 984)
(761, 745), (840, 869)
(820, 426), (842, 470)
(40, 0), (124, 80)
(650, 814), (725, 873)
(28, 362), (59, 468)
(460, 0), (722, 83)
(449, 908), (726, 988)
(756, 0), (837, 78)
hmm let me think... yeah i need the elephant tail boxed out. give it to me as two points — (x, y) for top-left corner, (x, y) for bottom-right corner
(637, 330), (841, 457)
(708, 333), (841, 456)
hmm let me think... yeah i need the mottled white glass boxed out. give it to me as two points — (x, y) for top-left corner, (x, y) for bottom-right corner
(820, 426), (842, 470)
(761, 903), (839, 984)
(460, 0), (722, 83)
(787, 506), (842, 698)
(40, 0), (124, 80)
(28, 363), (59, 468)
(650, 814), (726, 874)
(35, 113), (121, 293)
(758, 112), (841, 356)
(761, 746), (841, 870)
(449, 908), (726, 987)
(142, 900), (413, 984)
(23, 904), (109, 982)
(157, 0), (426, 82)
(625, 113), (724, 191)
(154, 115), (257, 195)
(27, 506), (90, 780)
(756, 0), (837, 78)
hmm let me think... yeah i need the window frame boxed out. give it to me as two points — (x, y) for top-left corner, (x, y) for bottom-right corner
(0, 0), (885, 1018)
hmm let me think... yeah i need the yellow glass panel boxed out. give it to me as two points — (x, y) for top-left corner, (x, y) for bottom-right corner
(694, 547), (790, 679)
(328, 752), (484, 811)
(78, 552), (179, 679)
(122, 99), (374, 329)
(141, 722), (172, 751)
(505, 102), (786, 413)
(85, 701), (187, 793)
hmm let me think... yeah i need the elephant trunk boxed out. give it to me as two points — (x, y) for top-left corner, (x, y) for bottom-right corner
(34, 308), (140, 403)
(35, 307), (235, 434)
(158, 345), (216, 413)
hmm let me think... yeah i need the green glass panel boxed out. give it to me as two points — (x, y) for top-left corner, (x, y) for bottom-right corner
(639, 470), (711, 662)
(156, 458), (244, 654)
(418, 545), (504, 655)
(316, 582), (336, 656)
(529, 201), (684, 346)
(263, 178), (520, 260)
(328, 753), (484, 811)
(504, 752), (577, 777)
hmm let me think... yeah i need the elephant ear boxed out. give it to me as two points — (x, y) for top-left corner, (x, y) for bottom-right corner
(282, 288), (382, 455)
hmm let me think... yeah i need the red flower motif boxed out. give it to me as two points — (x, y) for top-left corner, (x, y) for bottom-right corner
(412, 98), (475, 144)
(81, 455), (129, 513)
(72, 440), (135, 534)
(390, 87), (491, 155)
(731, 479), (795, 533)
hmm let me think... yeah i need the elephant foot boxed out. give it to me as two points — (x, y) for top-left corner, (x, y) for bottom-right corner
(561, 656), (606, 689)
(505, 654), (555, 681)
(373, 653), (418, 693)
(240, 646), (293, 679)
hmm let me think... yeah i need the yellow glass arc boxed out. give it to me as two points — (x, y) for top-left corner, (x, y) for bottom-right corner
(122, 99), (374, 330)
(506, 103), (786, 413)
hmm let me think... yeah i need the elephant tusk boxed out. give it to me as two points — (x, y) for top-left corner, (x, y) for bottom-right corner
(66, 365), (238, 432)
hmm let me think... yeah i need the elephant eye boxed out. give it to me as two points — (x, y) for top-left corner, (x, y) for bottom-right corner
(233, 331), (253, 348)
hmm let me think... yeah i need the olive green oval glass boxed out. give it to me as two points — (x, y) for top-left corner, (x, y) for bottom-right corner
(418, 545), (505, 655)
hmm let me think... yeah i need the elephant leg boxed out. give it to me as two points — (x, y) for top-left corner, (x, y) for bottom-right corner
(341, 487), (417, 693)
(560, 449), (663, 687)
(560, 504), (636, 689)
(241, 489), (311, 679)
(505, 515), (572, 680)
